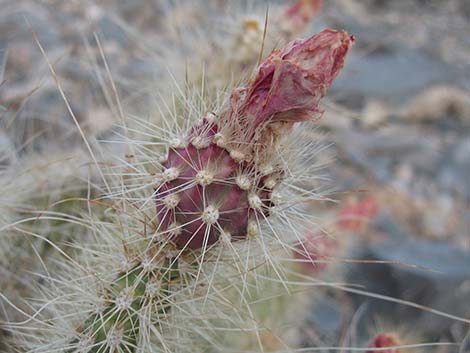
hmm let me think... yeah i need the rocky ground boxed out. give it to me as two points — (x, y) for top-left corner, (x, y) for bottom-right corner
(308, 1), (470, 349)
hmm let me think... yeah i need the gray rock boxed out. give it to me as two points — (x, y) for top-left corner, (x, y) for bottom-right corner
(0, 40), (6, 82)
(438, 137), (470, 199)
(97, 16), (129, 48)
(333, 45), (461, 105)
(307, 296), (343, 340)
(371, 234), (470, 280)
(347, 214), (470, 337)
(334, 126), (441, 183)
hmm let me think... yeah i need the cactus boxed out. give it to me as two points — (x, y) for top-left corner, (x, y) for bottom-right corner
(157, 29), (353, 250)
(5, 29), (353, 352)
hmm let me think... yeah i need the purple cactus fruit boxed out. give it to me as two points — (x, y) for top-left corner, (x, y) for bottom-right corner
(156, 29), (354, 250)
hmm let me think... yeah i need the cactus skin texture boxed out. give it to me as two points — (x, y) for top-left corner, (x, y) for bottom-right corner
(157, 29), (354, 250)
(367, 333), (401, 353)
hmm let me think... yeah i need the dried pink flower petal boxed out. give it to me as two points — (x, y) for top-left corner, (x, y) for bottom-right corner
(367, 333), (402, 353)
(294, 231), (338, 273)
(283, 0), (323, 33)
(227, 29), (354, 147)
(338, 195), (379, 232)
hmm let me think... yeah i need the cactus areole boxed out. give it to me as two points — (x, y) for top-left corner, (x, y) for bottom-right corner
(156, 29), (354, 249)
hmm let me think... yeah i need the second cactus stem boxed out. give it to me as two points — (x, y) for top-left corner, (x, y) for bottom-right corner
(70, 253), (180, 352)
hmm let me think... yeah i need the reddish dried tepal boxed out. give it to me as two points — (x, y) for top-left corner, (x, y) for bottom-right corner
(294, 231), (338, 273)
(283, 0), (323, 33)
(338, 196), (379, 232)
(367, 333), (401, 353)
(156, 30), (354, 250)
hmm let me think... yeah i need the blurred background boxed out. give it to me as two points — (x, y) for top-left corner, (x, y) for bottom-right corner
(1, 0), (469, 351)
